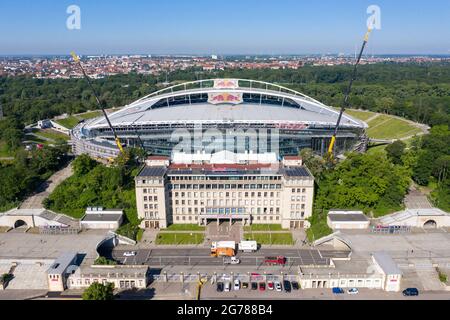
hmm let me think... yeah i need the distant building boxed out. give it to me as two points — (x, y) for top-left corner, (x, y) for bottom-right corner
(46, 252), (79, 292)
(81, 207), (124, 230)
(327, 210), (370, 230)
(372, 252), (403, 292)
(135, 152), (315, 229)
(67, 265), (149, 290)
(37, 119), (52, 129)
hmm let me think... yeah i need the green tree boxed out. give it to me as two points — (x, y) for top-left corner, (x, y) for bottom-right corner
(386, 140), (406, 165)
(82, 282), (115, 300)
(73, 154), (98, 176)
(94, 257), (117, 266)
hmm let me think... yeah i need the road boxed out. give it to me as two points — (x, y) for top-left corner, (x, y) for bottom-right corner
(111, 248), (350, 267)
(19, 162), (73, 209)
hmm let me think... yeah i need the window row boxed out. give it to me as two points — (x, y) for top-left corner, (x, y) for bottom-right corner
(174, 191), (281, 199)
(171, 184), (282, 190)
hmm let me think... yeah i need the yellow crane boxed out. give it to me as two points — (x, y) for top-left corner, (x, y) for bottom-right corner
(328, 28), (372, 156)
(70, 52), (126, 157)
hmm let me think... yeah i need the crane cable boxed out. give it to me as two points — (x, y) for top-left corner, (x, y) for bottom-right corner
(328, 28), (372, 156)
(70, 52), (126, 156)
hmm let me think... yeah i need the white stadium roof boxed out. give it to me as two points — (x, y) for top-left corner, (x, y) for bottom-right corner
(86, 79), (367, 129)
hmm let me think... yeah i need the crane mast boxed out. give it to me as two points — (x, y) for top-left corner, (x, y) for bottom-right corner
(328, 28), (372, 156)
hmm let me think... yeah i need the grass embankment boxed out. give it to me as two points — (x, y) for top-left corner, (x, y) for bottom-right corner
(33, 129), (70, 141)
(347, 109), (423, 140)
(345, 109), (377, 122)
(155, 233), (204, 245)
(54, 111), (102, 129)
(54, 116), (81, 129)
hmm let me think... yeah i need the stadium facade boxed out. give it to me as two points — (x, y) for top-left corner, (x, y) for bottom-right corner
(71, 79), (368, 159)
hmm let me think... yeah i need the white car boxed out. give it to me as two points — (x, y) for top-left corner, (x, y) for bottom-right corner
(347, 288), (359, 295)
(224, 282), (231, 292)
(274, 281), (282, 292)
(123, 251), (137, 257)
(234, 279), (240, 291)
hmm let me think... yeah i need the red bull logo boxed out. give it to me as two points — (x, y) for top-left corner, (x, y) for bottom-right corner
(214, 79), (239, 89)
(208, 92), (243, 105)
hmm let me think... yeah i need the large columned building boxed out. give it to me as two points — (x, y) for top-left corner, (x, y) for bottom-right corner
(135, 152), (314, 230)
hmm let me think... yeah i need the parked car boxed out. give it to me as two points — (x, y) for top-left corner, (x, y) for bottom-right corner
(224, 282), (231, 292)
(283, 281), (291, 293)
(216, 282), (224, 292)
(259, 282), (266, 291)
(403, 288), (419, 296)
(267, 281), (274, 290)
(291, 281), (300, 290)
(332, 287), (344, 294)
(234, 279), (240, 291)
(347, 288), (359, 295)
(274, 281), (282, 292)
(251, 282), (258, 290)
(242, 282), (249, 289)
(123, 251), (137, 257)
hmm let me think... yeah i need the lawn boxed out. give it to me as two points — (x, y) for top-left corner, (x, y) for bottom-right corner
(244, 233), (294, 245)
(164, 224), (205, 231)
(366, 114), (392, 128)
(155, 233), (205, 245)
(34, 129), (70, 141)
(244, 224), (286, 232)
(54, 116), (81, 129)
(367, 118), (422, 140)
(77, 111), (102, 120)
(345, 109), (377, 121)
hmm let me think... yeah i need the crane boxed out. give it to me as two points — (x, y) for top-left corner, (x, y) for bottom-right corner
(70, 52), (126, 157)
(328, 28), (372, 156)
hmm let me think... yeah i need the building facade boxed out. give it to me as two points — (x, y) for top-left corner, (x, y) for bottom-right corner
(135, 153), (314, 229)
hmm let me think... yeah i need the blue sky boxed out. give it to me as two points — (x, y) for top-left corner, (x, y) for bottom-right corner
(0, 0), (449, 55)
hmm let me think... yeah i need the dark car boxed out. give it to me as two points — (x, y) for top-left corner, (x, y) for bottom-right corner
(332, 287), (344, 294)
(216, 282), (224, 292)
(242, 282), (249, 289)
(291, 281), (300, 290)
(403, 288), (419, 296)
(251, 282), (258, 290)
(259, 282), (266, 291)
(283, 280), (291, 293)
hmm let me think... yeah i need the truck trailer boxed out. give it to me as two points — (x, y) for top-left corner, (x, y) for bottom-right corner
(238, 241), (258, 253)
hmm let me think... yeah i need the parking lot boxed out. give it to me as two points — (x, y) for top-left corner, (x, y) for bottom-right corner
(201, 283), (450, 300)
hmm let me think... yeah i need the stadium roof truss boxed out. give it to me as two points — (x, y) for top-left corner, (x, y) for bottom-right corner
(88, 79), (367, 130)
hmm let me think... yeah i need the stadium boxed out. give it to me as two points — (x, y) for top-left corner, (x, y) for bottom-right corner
(71, 79), (368, 159)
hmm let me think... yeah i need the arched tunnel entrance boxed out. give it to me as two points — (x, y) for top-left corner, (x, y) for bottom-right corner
(14, 220), (28, 229)
(424, 220), (437, 229)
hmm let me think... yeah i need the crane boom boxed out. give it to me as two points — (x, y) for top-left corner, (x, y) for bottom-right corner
(70, 52), (125, 156)
(328, 28), (372, 156)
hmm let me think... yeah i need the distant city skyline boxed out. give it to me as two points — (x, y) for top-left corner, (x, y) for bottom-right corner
(1, 0), (450, 55)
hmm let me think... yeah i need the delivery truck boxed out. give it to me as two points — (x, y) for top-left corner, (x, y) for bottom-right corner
(238, 241), (258, 253)
(211, 241), (236, 257)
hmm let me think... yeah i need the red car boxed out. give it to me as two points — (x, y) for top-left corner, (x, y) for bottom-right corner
(259, 282), (266, 291)
(267, 281), (274, 290)
(264, 256), (287, 266)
